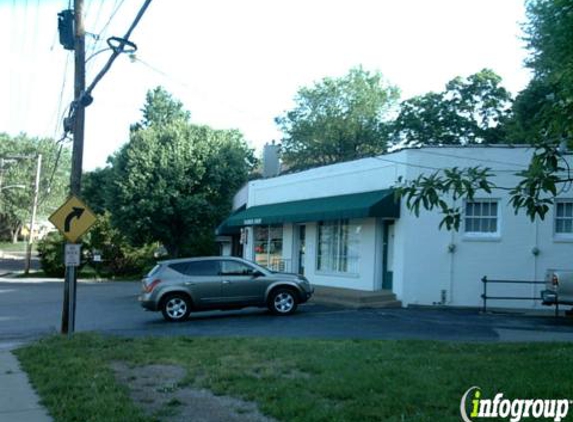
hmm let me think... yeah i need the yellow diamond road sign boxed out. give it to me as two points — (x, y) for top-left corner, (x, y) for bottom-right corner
(49, 195), (97, 243)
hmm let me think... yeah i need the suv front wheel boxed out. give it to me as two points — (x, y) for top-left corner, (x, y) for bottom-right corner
(268, 288), (298, 315)
(161, 293), (192, 322)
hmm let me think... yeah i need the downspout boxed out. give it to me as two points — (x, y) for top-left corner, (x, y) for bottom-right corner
(448, 198), (458, 305)
(532, 218), (540, 308)
(448, 228), (455, 305)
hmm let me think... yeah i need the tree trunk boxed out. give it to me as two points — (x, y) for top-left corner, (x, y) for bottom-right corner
(10, 224), (21, 244)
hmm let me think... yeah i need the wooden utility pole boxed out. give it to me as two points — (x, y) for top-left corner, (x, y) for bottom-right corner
(61, 0), (85, 335)
(24, 154), (42, 275)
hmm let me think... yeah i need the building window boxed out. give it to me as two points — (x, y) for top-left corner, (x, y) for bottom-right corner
(464, 200), (499, 235)
(253, 225), (283, 270)
(555, 200), (573, 235)
(317, 219), (360, 274)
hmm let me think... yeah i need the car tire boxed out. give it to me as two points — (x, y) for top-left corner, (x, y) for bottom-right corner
(268, 288), (298, 315)
(161, 293), (192, 322)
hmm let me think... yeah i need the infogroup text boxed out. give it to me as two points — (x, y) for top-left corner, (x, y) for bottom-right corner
(460, 387), (571, 422)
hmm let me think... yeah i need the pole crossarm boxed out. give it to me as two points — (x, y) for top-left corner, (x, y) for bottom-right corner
(83, 0), (153, 103)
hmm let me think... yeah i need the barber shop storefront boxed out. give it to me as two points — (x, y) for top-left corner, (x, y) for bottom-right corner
(217, 188), (400, 292)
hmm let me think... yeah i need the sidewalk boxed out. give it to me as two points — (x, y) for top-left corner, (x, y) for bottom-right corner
(0, 343), (52, 422)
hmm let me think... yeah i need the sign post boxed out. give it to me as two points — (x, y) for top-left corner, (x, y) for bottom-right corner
(49, 195), (96, 335)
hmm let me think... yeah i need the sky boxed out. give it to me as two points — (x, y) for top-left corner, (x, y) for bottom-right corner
(0, 0), (532, 171)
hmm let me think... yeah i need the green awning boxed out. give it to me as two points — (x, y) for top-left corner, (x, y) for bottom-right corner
(216, 205), (245, 235)
(225, 189), (399, 227)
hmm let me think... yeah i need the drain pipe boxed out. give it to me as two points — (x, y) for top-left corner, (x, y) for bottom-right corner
(448, 227), (456, 305)
(532, 218), (540, 308)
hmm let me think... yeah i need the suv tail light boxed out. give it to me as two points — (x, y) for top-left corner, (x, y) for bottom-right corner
(552, 274), (559, 287)
(145, 279), (162, 293)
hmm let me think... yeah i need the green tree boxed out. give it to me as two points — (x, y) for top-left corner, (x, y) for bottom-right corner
(134, 86), (191, 130)
(0, 133), (70, 242)
(81, 167), (114, 214)
(396, 1), (573, 228)
(517, 0), (573, 143)
(276, 66), (400, 171)
(505, 79), (553, 144)
(392, 69), (513, 146)
(107, 87), (255, 257)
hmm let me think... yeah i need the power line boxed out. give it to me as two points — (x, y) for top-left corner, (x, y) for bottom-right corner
(84, 0), (153, 100)
(85, 0), (125, 71)
(132, 55), (274, 123)
(85, 0), (112, 74)
(51, 55), (72, 138)
(95, 0), (125, 40)
(415, 149), (530, 169)
(373, 155), (443, 171)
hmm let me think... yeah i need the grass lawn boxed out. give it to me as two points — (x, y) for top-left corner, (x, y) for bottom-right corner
(0, 241), (29, 252)
(16, 334), (573, 422)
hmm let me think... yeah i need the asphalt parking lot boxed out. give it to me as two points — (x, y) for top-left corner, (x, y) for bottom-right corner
(1, 279), (572, 344)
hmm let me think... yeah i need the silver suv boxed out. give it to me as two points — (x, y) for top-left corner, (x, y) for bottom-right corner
(139, 256), (314, 322)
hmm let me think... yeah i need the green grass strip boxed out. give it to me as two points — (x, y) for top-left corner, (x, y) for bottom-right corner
(16, 333), (573, 422)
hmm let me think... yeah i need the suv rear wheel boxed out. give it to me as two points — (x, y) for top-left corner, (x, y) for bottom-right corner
(161, 293), (192, 322)
(268, 288), (298, 315)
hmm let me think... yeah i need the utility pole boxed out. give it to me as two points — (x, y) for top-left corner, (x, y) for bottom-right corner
(57, 0), (152, 335)
(24, 154), (42, 275)
(61, 0), (85, 335)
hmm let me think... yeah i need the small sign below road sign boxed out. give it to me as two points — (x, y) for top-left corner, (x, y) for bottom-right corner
(49, 195), (97, 243)
(65, 244), (81, 267)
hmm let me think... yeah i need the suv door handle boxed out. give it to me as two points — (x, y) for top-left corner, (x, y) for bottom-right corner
(222, 280), (231, 284)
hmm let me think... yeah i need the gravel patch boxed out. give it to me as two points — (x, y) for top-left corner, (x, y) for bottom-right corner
(111, 362), (276, 422)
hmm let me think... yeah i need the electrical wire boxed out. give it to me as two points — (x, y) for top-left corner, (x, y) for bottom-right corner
(86, 0), (125, 68)
(39, 137), (69, 206)
(415, 149), (530, 169)
(132, 55), (273, 123)
(84, 0), (153, 99)
(85, 0), (114, 74)
(51, 55), (71, 138)
(96, 0), (125, 38)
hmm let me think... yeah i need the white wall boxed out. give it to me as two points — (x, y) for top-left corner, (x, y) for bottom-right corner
(247, 155), (402, 206)
(395, 147), (573, 308)
(234, 146), (573, 309)
(232, 183), (249, 211)
(299, 219), (378, 291)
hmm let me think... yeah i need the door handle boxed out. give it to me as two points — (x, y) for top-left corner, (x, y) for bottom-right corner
(222, 280), (231, 284)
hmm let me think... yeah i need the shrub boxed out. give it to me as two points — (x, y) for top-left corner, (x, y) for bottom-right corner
(37, 231), (67, 277)
(38, 213), (158, 279)
(83, 212), (158, 278)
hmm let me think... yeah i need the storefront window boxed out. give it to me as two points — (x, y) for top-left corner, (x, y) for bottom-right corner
(254, 225), (283, 270)
(317, 219), (360, 274)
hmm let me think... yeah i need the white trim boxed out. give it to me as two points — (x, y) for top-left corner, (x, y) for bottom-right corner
(462, 198), (501, 240)
(554, 199), (573, 240)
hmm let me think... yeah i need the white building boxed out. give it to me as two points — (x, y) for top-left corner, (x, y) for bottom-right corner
(217, 146), (573, 309)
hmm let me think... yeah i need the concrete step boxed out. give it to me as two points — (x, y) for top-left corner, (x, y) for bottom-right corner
(311, 286), (402, 309)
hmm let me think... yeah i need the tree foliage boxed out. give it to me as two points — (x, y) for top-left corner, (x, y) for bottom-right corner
(37, 212), (159, 277)
(519, 0), (573, 143)
(276, 66), (400, 171)
(89, 87), (255, 257)
(0, 133), (70, 241)
(397, 167), (495, 230)
(396, 1), (573, 229)
(392, 69), (513, 146)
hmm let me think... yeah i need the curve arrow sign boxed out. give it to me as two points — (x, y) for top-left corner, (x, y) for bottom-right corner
(64, 207), (85, 232)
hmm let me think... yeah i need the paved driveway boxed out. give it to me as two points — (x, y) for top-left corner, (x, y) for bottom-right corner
(1, 278), (572, 343)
